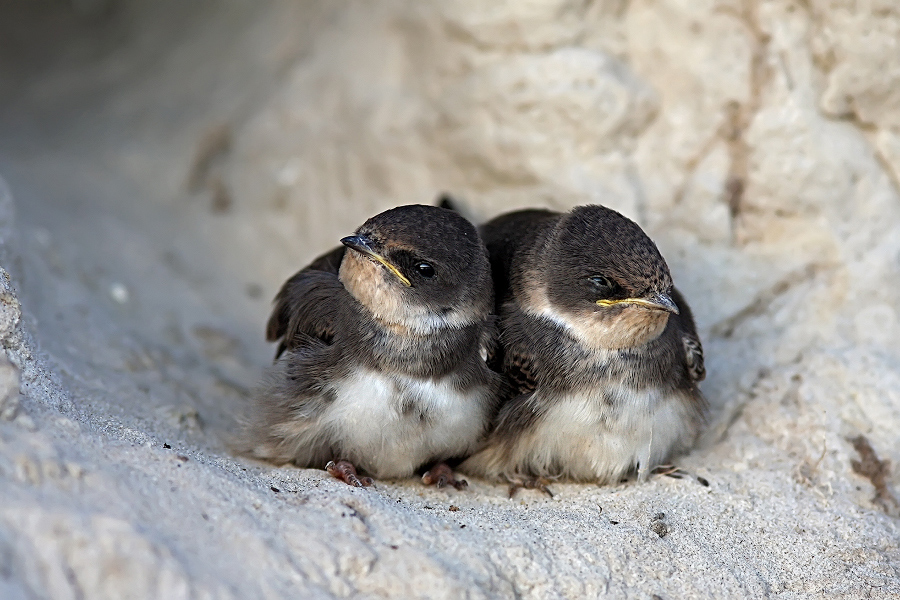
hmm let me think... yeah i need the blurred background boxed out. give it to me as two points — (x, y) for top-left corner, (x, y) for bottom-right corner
(2, 1), (899, 597)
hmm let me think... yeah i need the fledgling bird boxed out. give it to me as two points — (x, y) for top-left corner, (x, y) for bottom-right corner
(460, 205), (706, 488)
(240, 204), (503, 488)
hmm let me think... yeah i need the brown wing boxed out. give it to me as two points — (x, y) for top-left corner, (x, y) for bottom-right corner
(671, 287), (705, 383)
(266, 246), (348, 359)
(504, 348), (538, 397)
(682, 334), (705, 382)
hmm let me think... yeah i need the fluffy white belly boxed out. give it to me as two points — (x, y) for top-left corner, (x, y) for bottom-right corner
(464, 384), (697, 483)
(321, 368), (490, 478)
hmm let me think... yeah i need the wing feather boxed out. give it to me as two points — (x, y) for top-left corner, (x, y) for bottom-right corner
(671, 287), (705, 383)
(265, 246), (349, 359)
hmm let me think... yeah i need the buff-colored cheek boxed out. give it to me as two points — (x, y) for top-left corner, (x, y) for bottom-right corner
(603, 307), (669, 348)
(574, 306), (670, 350)
(339, 253), (403, 317)
(522, 281), (670, 350)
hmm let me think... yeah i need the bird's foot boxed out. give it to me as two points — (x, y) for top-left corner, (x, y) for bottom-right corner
(422, 462), (468, 490)
(508, 476), (554, 498)
(326, 460), (374, 488)
(651, 464), (709, 486)
(651, 464), (687, 479)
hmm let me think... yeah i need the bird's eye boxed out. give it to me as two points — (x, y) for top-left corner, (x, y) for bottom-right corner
(415, 262), (435, 278)
(589, 275), (614, 289)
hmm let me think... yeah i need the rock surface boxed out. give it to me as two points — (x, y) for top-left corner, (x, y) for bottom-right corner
(1, 0), (899, 598)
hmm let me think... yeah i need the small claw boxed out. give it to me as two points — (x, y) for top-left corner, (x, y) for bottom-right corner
(452, 478), (468, 491)
(508, 477), (554, 498)
(651, 464), (686, 479)
(422, 463), (468, 491)
(326, 460), (375, 488)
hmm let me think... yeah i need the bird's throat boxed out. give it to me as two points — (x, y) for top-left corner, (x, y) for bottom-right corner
(525, 283), (670, 350)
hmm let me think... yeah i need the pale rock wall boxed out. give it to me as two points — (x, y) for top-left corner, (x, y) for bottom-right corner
(1, 1), (899, 598)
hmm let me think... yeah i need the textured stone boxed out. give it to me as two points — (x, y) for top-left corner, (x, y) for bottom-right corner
(0, 355), (19, 422)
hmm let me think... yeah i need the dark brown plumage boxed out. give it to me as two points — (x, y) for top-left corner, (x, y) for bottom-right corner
(241, 204), (503, 486)
(460, 205), (707, 484)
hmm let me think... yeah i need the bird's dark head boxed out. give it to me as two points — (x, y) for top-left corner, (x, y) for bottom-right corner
(533, 205), (677, 349)
(339, 204), (493, 333)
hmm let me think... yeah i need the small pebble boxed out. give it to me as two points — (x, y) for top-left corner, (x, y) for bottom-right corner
(110, 282), (130, 304)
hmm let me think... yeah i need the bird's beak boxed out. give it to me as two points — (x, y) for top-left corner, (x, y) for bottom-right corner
(341, 235), (412, 287)
(597, 292), (679, 314)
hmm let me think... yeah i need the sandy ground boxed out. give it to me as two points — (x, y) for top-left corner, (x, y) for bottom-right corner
(1, 1), (899, 598)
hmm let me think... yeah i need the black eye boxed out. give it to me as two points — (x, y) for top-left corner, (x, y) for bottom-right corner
(589, 275), (614, 289)
(415, 262), (435, 278)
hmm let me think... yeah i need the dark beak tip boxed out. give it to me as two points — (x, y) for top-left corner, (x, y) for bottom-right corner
(652, 293), (679, 315)
(341, 235), (373, 253)
(663, 296), (680, 315)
